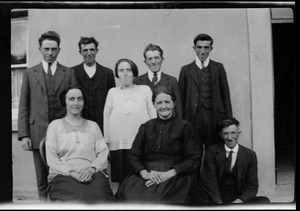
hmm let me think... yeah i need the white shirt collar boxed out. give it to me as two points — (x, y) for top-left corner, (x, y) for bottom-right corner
(83, 63), (96, 78)
(224, 143), (239, 153)
(195, 56), (210, 69)
(42, 60), (58, 74)
(148, 69), (162, 81)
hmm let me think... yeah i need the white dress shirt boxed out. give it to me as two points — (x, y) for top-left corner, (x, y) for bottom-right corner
(42, 60), (58, 75)
(84, 63), (96, 78)
(148, 69), (162, 83)
(195, 56), (210, 69)
(224, 143), (239, 171)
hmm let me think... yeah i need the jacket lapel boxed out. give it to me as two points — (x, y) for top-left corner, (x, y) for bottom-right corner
(209, 60), (217, 84)
(140, 73), (152, 87)
(93, 63), (105, 89)
(32, 63), (46, 91)
(55, 63), (66, 93)
(216, 145), (226, 179)
(76, 63), (88, 88)
(188, 61), (199, 85)
(159, 73), (170, 87)
(237, 145), (246, 184)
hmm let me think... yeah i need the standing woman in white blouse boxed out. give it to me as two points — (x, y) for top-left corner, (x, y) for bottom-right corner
(46, 85), (113, 202)
(104, 58), (157, 191)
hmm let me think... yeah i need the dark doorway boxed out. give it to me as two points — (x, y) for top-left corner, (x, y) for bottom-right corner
(272, 22), (295, 184)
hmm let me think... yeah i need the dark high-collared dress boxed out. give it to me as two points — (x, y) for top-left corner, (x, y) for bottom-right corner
(116, 116), (202, 204)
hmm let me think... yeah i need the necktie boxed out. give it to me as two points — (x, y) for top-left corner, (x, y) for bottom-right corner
(201, 62), (205, 70)
(225, 151), (233, 173)
(48, 63), (52, 77)
(152, 72), (158, 86)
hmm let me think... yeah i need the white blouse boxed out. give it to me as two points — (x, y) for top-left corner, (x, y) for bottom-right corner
(103, 85), (157, 151)
(45, 118), (109, 181)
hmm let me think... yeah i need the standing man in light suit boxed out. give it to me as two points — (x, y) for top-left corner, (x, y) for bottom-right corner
(72, 36), (115, 132)
(18, 31), (77, 201)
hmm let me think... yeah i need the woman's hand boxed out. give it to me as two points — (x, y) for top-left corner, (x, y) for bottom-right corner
(140, 169), (177, 187)
(140, 169), (162, 184)
(70, 167), (95, 183)
(77, 167), (96, 183)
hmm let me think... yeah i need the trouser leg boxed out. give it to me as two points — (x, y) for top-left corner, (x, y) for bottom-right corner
(32, 149), (48, 202)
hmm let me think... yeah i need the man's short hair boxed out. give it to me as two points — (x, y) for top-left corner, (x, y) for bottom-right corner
(218, 117), (240, 132)
(38, 31), (61, 47)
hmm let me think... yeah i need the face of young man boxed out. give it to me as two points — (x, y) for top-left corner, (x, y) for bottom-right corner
(193, 40), (213, 62)
(220, 124), (241, 149)
(144, 50), (164, 73)
(79, 43), (98, 66)
(39, 39), (60, 64)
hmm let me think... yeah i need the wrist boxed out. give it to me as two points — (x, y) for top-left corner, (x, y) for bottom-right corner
(90, 166), (96, 174)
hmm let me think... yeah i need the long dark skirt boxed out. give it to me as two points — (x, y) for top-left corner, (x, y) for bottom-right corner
(110, 149), (132, 183)
(49, 171), (113, 203)
(115, 162), (198, 204)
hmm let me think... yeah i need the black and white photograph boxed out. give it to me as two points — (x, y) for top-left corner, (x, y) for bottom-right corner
(0, 1), (295, 210)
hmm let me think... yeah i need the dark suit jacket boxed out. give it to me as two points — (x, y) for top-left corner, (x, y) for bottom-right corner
(18, 62), (77, 149)
(198, 143), (259, 203)
(72, 62), (116, 131)
(133, 72), (182, 119)
(178, 60), (232, 133)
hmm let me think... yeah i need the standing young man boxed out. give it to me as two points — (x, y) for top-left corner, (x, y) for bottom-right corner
(18, 31), (77, 201)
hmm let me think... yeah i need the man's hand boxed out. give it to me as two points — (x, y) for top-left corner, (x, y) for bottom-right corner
(21, 137), (32, 151)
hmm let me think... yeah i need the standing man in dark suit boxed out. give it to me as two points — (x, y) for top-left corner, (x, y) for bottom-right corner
(197, 117), (270, 204)
(18, 31), (78, 201)
(133, 43), (182, 118)
(178, 34), (232, 148)
(72, 37), (115, 132)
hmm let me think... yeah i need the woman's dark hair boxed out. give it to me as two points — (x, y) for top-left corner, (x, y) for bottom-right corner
(114, 58), (139, 78)
(59, 85), (85, 107)
(217, 117), (240, 132)
(152, 86), (176, 104)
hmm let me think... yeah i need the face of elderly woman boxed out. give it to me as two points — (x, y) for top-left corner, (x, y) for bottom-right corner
(65, 88), (84, 116)
(154, 93), (175, 120)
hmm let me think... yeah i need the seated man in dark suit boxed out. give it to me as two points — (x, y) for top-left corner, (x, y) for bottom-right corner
(197, 117), (270, 204)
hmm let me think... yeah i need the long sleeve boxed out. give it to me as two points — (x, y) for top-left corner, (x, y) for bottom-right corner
(46, 120), (73, 175)
(219, 64), (232, 118)
(238, 150), (258, 202)
(172, 79), (183, 119)
(145, 86), (157, 119)
(178, 67), (187, 113)
(103, 89), (113, 144)
(91, 124), (109, 171)
(172, 122), (201, 174)
(18, 69), (30, 140)
(129, 123), (147, 174)
(199, 148), (223, 203)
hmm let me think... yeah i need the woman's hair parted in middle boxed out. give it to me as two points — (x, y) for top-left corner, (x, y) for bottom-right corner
(59, 85), (86, 107)
(152, 86), (176, 104)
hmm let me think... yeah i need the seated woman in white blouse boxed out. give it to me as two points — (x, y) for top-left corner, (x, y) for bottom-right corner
(45, 85), (113, 202)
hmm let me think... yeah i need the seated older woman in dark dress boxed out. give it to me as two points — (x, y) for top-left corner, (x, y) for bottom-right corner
(116, 86), (202, 204)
